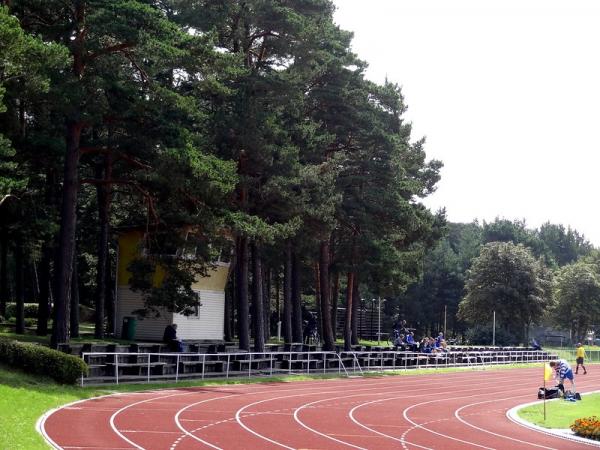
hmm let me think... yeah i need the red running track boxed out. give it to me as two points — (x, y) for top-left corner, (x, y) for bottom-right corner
(40, 366), (600, 449)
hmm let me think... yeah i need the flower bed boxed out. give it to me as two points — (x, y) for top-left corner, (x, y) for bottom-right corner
(571, 416), (600, 440)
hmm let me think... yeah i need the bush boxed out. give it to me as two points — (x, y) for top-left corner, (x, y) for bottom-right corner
(464, 325), (516, 346)
(4, 303), (39, 320)
(571, 416), (600, 440)
(0, 339), (88, 384)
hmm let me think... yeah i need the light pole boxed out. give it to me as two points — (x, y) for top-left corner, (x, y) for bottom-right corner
(359, 298), (364, 339)
(377, 297), (385, 345)
(444, 304), (447, 337)
(370, 298), (375, 340)
(492, 310), (496, 346)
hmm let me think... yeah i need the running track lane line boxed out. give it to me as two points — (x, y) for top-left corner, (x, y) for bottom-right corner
(185, 371), (543, 450)
(286, 374), (523, 449)
(38, 391), (179, 450)
(344, 377), (530, 450)
(231, 372), (520, 449)
(43, 367), (591, 449)
(110, 391), (200, 450)
(455, 396), (558, 449)
(172, 395), (235, 450)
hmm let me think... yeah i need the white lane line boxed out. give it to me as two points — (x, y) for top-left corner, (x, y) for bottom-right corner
(455, 396), (558, 449)
(403, 393), (504, 449)
(293, 397), (367, 449)
(291, 374), (522, 450)
(172, 395), (235, 450)
(347, 377), (528, 450)
(348, 397), (433, 450)
(110, 391), (192, 450)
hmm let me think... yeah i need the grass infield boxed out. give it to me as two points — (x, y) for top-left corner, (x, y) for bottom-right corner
(517, 392), (600, 428)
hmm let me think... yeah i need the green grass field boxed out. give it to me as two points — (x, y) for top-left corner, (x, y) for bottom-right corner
(517, 393), (600, 428)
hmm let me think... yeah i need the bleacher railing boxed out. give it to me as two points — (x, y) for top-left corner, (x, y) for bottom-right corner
(80, 349), (556, 386)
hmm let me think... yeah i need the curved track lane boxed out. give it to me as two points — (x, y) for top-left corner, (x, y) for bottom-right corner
(41, 365), (600, 449)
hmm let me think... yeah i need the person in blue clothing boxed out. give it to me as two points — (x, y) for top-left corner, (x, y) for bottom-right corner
(435, 332), (444, 347)
(549, 359), (576, 394)
(163, 323), (184, 352)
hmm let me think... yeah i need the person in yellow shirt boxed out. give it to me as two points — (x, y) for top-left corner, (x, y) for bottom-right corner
(575, 343), (587, 375)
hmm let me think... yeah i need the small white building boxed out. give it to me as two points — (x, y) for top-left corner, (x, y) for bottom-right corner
(115, 228), (230, 341)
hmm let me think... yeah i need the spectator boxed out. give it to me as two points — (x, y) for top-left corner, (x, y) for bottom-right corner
(421, 337), (432, 353)
(435, 332), (444, 347)
(163, 323), (184, 352)
(575, 343), (587, 375)
(531, 338), (542, 351)
(405, 331), (418, 352)
(303, 312), (317, 344)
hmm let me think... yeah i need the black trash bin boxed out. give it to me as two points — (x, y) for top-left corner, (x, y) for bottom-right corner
(121, 316), (137, 341)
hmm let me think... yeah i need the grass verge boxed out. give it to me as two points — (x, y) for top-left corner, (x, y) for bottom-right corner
(517, 393), (600, 428)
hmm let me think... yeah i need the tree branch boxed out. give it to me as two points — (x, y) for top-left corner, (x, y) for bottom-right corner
(86, 42), (134, 61)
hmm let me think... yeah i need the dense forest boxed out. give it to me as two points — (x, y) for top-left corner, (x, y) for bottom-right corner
(1, 1), (598, 349)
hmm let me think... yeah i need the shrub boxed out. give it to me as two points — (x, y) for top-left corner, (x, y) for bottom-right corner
(4, 303), (39, 320)
(464, 325), (516, 346)
(571, 416), (600, 440)
(0, 339), (88, 384)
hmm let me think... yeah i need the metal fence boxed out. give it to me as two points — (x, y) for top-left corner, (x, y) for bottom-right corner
(80, 349), (556, 386)
(547, 348), (600, 363)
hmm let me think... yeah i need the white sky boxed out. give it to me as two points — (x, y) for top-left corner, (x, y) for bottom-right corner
(333, 0), (600, 247)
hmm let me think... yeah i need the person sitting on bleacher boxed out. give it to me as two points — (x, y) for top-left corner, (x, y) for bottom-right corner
(421, 337), (433, 353)
(405, 331), (418, 352)
(394, 333), (406, 348)
(163, 323), (184, 352)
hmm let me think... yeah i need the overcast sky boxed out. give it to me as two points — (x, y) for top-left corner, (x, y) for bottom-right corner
(333, 0), (600, 246)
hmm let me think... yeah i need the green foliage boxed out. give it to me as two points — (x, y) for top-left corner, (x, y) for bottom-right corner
(0, 339), (88, 384)
(464, 324), (516, 346)
(459, 242), (552, 343)
(551, 261), (600, 341)
(4, 303), (38, 320)
(0, 6), (67, 194)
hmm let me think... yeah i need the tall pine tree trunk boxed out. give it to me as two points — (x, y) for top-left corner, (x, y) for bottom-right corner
(106, 256), (115, 336)
(263, 266), (270, 343)
(314, 261), (321, 339)
(36, 242), (52, 336)
(224, 277), (233, 341)
(251, 243), (265, 352)
(52, 0), (86, 348)
(283, 242), (293, 342)
(331, 271), (340, 340)
(351, 275), (360, 345)
(0, 230), (7, 317)
(319, 240), (334, 351)
(291, 250), (303, 342)
(70, 248), (80, 338)
(344, 272), (354, 351)
(52, 119), (83, 348)
(235, 236), (250, 350)
(14, 235), (25, 335)
(94, 156), (111, 339)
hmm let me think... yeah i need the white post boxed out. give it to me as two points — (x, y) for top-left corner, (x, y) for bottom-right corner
(277, 321), (281, 342)
(444, 305), (447, 337)
(492, 311), (496, 346)
(377, 296), (381, 345)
